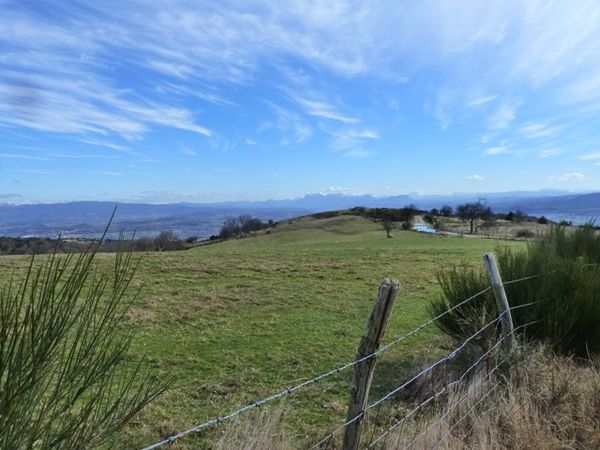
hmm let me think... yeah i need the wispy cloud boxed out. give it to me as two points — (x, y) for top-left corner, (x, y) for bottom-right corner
(538, 148), (563, 158)
(289, 94), (358, 124)
(466, 94), (497, 107)
(579, 152), (600, 160)
(322, 126), (380, 158)
(22, 169), (58, 175)
(0, 153), (54, 161)
(80, 139), (131, 152)
(483, 146), (509, 156)
(551, 172), (585, 182)
(520, 123), (561, 139)
(0, 76), (213, 139)
(97, 171), (123, 177)
(466, 174), (485, 181)
(266, 102), (313, 145)
(487, 101), (522, 130)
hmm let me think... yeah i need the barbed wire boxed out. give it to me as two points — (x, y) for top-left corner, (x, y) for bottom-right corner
(311, 312), (505, 448)
(405, 382), (501, 450)
(369, 312), (504, 409)
(141, 276), (540, 450)
(502, 274), (540, 286)
(370, 319), (540, 449)
(141, 286), (495, 449)
(367, 334), (507, 448)
(429, 383), (499, 450)
(509, 299), (546, 311)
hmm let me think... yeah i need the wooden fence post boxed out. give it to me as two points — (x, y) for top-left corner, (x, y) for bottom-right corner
(483, 253), (517, 355)
(342, 278), (400, 450)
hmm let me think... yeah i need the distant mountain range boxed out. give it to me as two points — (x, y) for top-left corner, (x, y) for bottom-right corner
(1, 190), (599, 238)
(0, 202), (309, 239)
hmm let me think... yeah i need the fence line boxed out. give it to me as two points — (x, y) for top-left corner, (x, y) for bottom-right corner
(509, 299), (546, 311)
(141, 274), (540, 450)
(501, 274), (540, 286)
(429, 382), (499, 450)
(311, 312), (506, 448)
(405, 382), (501, 450)
(366, 335), (507, 448)
(367, 319), (540, 449)
(141, 287), (492, 449)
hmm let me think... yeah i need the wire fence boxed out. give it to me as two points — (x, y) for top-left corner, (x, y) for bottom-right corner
(365, 320), (540, 449)
(141, 271), (545, 450)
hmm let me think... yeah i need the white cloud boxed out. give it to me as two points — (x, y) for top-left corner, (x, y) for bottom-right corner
(538, 148), (563, 158)
(98, 171), (123, 177)
(2, 0), (600, 156)
(487, 101), (522, 130)
(52, 153), (119, 159)
(579, 152), (600, 160)
(466, 94), (497, 108)
(347, 129), (380, 139)
(0, 76), (212, 139)
(182, 147), (198, 156)
(466, 174), (485, 181)
(321, 126), (379, 158)
(80, 139), (131, 152)
(551, 172), (585, 182)
(266, 102), (313, 144)
(520, 123), (561, 139)
(483, 146), (509, 156)
(289, 94), (358, 124)
(563, 71), (600, 103)
(0, 153), (54, 161)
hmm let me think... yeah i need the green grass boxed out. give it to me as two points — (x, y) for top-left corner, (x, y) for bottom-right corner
(0, 215), (524, 448)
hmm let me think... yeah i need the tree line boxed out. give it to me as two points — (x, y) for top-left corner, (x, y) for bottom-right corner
(0, 231), (196, 256)
(216, 215), (274, 239)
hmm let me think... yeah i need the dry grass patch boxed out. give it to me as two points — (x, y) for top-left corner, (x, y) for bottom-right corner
(381, 345), (600, 450)
(212, 346), (600, 450)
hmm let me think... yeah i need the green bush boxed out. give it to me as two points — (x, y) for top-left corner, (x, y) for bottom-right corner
(429, 225), (600, 356)
(0, 237), (168, 449)
(515, 229), (535, 238)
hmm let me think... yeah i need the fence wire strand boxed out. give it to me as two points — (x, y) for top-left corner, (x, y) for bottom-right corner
(142, 286), (493, 449)
(429, 383), (499, 450)
(311, 312), (505, 448)
(502, 274), (540, 286)
(141, 276), (539, 450)
(405, 382), (501, 450)
(369, 319), (540, 449)
(367, 334), (507, 448)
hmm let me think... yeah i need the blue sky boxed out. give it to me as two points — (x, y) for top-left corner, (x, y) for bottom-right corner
(1, 0), (600, 203)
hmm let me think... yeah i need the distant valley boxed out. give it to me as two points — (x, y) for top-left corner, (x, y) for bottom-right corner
(1, 190), (599, 239)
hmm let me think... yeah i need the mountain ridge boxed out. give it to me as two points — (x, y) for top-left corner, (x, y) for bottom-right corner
(1, 191), (598, 238)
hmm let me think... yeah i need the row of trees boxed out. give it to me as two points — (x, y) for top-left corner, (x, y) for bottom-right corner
(0, 231), (194, 256)
(376, 202), (549, 235)
(218, 215), (273, 239)
(1, 215), (278, 254)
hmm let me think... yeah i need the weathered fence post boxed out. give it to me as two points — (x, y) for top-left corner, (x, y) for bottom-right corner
(342, 278), (400, 450)
(483, 253), (517, 355)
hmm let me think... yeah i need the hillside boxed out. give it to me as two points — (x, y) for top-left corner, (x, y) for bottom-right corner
(2, 190), (599, 238)
(0, 215), (524, 448)
(0, 202), (307, 239)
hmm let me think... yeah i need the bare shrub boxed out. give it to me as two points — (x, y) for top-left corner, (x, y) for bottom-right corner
(381, 346), (600, 449)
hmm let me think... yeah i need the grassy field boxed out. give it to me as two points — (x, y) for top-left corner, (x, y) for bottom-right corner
(0, 215), (524, 449)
